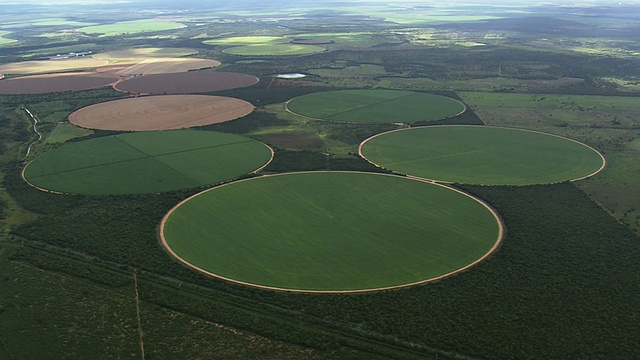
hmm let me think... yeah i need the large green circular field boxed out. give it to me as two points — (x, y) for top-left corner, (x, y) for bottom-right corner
(360, 126), (605, 185)
(23, 130), (272, 195)
(203, 36), (326, 56)
(161, 172), (502, 292)
(286, 90), (465, 124)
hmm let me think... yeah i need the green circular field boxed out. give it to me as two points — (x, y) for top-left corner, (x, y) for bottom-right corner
(161, 172), (502, 292)
(24, 130), (272, 195)
(223, 44), (325, 56)
(360, 126), (605, 185)
(286, 90), (465, 124)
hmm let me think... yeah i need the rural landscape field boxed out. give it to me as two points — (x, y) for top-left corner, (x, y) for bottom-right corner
(1, 0), (639, 359)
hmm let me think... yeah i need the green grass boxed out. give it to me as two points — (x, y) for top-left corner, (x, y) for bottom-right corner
(204, 36), (326, 56)
(162, 172), (500, 292)
(0, 31), (17, 45)
(44, 124), (93, 144)
(360, 126), (605, 185)
(286, 90), (465, 124)
(78, 19), (186, 37)
(23, 130), (272, 195)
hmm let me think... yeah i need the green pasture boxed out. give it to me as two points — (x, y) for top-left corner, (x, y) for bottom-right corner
(78, 19), (186, 37)
(204, 36), (325, 56)
(286, 90), (464, 123)
(24, 130), (272, 195)
(163, 172), (500, 292)
(360, 126), (605, 185)
(0, 31), (17, 45)
(44, 123), (93, 144)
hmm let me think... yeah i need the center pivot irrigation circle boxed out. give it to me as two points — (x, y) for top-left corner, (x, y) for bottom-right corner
(161, 172), (503, 293)
(359, 125), (606, 185)
(285, 89), (466, 124)
(69, 95), (254, 131)
(23, 130), (273, 195)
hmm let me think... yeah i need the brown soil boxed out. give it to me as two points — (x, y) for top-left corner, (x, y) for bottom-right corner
(0, 72), (119, 94)
(69, 95), (254, 131)
(114, 71), (259, 94)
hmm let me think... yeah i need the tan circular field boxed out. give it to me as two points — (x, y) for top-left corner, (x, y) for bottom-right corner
(114, 71), (259, 94)
(0, 72), (119, 94)
(68, 95), (254, 131)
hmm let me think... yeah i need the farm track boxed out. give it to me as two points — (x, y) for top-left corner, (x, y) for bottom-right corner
(22, 107), (42, 158)
(133, 273), (146, 360)
(10, 237), (469, 360)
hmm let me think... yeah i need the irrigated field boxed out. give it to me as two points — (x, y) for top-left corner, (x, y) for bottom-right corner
(0, 72), (118, 94)
(114, 71), (259, 94)
(69, 95), (254, 131)
(286, 90), (465, 123)
(360, 125), (605, 185)
(203, 36), (326, 56)
(161, 172), (502, 292)
(96, 58), (220, 76)
(24, 130), (272, 195)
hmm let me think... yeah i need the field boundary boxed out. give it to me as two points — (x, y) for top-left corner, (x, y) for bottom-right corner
(158, 171), (504, 294)
(358, 124), (606, 185)
(284, 91), (467, 125)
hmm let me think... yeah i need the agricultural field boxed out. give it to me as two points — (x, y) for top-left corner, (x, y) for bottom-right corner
(162, 172), (501, 292)
(360, 126), (605, 185)
(286, 90), (464, 124)
(114, 71), (259, 94)
(23, 130), (272, 195)
(0, 31), (17, 45)
(0, 57), (108, 75)
(78, 19), (186, 37)
(69, 95), (254, 131)
(0, 72), (118, 94)
(2, 1), (640, 359)
(204, 36), (326, 56)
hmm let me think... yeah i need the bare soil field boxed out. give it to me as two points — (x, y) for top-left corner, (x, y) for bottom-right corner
(114, 71), (259, 94)
(0, 57), (109, 75)
(96, 58), (221, 75)
(68, 95), (254, 131)
(0, 72), (119, 94)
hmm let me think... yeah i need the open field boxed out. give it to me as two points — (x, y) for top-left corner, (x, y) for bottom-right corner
(43, 123), (93, 144)
(162, 172), (501, 292)
(78, 19), (186, 37)
(286, 90), (465, 124)
(0, 30), (17, 45)
(96, 58), (220, 76)
(23, 130), (272, 195)
(115, 71), (259, 94)
(93, 47), (198, 60)
(69, 95), (254, 131)
(0, 72), (118, 94)
(0, 57), (108, 75)
(204, 36), (326, 56)
(360, 125), (605, 185)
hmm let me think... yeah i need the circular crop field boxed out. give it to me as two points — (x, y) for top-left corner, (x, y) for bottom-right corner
(360, 125), (605, 185)
(114, 71), (258, 94)
(161, 172), (502, 293)
(223, 44), (325, 56)
(69, 95), (254, 131)
(0, 72), (118, 94)
(23, 130), (272, 195)
(286, 90), (465, 124)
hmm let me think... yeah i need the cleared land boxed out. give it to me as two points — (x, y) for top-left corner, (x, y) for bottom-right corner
(93, 47), (198, 60)
(69, 95), (254, 131)
(0, 57), (108, 75)
(161, 172), (502, 292)
(360, 125), (605, 185)
(78, 19), (186, 37)
(0, 72), (118, 94)
(114, 71), (259, 94)
(286, 89), (465, 123)
(0, 30), (17, 45)
(96, 58), (220, 75)
(23, 130), (272, 195)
